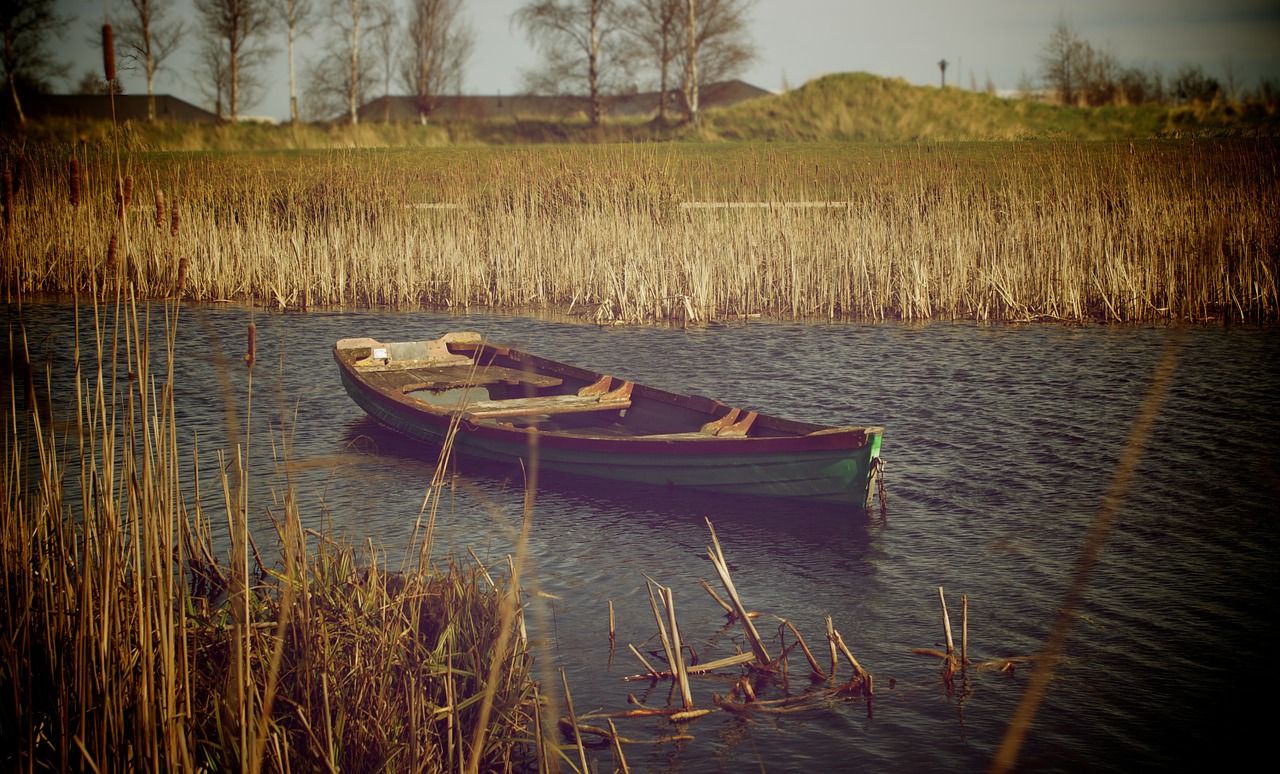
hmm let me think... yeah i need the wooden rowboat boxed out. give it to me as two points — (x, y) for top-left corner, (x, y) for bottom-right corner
(334, 332), (884, 509)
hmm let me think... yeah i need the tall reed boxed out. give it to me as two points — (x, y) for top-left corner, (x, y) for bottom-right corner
(4, 140), (1276, 323)
(0, 299), (538, 770)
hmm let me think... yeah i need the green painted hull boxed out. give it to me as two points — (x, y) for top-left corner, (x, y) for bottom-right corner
(336, 337), (883, 509)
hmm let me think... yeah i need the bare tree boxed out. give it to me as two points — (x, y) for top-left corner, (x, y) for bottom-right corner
(1038, 11), (1082, 105)
(1074, 42), (1120, 106)
(195, 32), (230, 117)
(514, 0), (620, 126)
(273, 0), (317, 124)
(302, 41), (377, 121)
(678, 0), (756, 126)
(370, 1), (400, 121)
(1, 0), (68, 124)
(118, 0), (186, 121)
(338, 0), (369, 124)
(617, 0), (680, 123)
(1172, 65), (1221, 105)
(75, 70), (125, 94)
(194, 0), (276, 120)
(402, 0), (474, 123)
(304, 0), (383, 122)
(682, 0), (755, 82)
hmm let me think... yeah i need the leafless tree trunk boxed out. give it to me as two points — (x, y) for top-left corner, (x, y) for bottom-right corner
(618, 0), (680, 123)
(195, 0), (275, 121)
(340, 0), (368, 124)
(678, 0), (756, 126)
(273, 0), (315, 124)
(514, 0), (617, 126)
(682, 0), (697, 126)
(120, 0), (185, 121)
(402, 0), (473, 123)
(303, 0), (381, 122)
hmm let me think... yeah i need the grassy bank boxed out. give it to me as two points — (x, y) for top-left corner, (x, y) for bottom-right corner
(0, 300), (542, 771)
(708, 73), (1280, 142)
(3, 139), (1277, 323)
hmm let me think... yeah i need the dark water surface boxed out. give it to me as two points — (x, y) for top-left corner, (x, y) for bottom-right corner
(11, 301), (1280, 772)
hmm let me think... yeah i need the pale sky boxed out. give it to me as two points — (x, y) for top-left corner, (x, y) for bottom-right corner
(48, 0), (1280, 121)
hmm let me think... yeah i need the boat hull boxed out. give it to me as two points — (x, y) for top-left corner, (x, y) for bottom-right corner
(335, 337), (883, 509)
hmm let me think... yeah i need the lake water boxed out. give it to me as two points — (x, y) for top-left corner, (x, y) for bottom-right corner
(10, 301), (1279, 772)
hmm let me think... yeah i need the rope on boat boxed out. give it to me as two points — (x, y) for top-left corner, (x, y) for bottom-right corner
(872, 457), (887, 518)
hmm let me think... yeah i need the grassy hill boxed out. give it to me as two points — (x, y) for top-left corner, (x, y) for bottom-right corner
(6, 72), (1277, 151)
(705, 72), (1280, 141)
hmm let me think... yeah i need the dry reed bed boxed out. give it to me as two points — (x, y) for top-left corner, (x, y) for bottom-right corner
(2, 141), (1276, 323)
(1, 300), (538, 771)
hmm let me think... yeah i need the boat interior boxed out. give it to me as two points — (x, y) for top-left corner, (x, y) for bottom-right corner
(336, 335), (834, 441)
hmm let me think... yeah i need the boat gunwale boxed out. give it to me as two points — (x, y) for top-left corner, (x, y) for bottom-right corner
(334, 338), (881, 456)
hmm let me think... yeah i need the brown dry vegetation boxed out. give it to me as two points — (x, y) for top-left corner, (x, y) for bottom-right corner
(3, 139), (1277, 324)
(0, 300), (541, 771)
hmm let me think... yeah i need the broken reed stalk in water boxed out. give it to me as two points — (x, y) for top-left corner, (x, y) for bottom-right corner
(777, 618), (827, 679)
(705, 519), (772, 666)
(698, 577), (735, 618)
(658, 585), (694, 710)
(565, 519), (891, 754)
(642, 576), (678, 678)
(560, 667), (590, 774)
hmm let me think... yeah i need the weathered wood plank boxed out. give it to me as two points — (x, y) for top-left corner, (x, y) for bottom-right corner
(463, 393), (632, 420)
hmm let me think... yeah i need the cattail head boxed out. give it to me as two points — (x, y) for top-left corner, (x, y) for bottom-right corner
(69, 158), (81, 207)
(170, 200), (180, 236)
(155, 190), (165, 230)
(123, 175), (133, 207)
(106, 231), (118, 273)
(102, 24), (115, 83)
(176, 256), (188, 296)
(244, 323), (256, 369)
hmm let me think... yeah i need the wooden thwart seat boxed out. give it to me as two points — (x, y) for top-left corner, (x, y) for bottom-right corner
(462, 380), (633, 420)
(699, 407), (758, 437)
